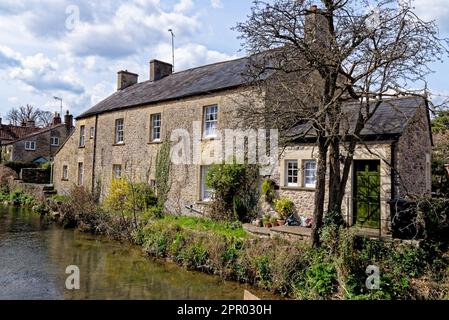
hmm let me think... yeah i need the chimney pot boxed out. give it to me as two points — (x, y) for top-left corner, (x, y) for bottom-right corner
(117, 70), (138, 91)
(53, 112), (62, 125)
(150, 59), (173, 81)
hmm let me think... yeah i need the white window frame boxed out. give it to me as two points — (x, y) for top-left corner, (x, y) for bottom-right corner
(62, 165), (68, 180)
(203, 105), (218, 139)
(200, 166), (214, 201)
(285, 160), (299, 187)
(79, 125), (85, 147)
(90, 127), (95, 139)
(51, 137), (60, 146)
(25, 141), (36, 151)
(113, 164), (122, 179)
(150, 113), (161, 142)
(78, 162), (84, 186)
(304, 160), (317, 188)
(115, 119), (124, 144)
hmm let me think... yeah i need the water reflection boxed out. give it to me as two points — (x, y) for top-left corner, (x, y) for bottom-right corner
(0, 206), (274, 300)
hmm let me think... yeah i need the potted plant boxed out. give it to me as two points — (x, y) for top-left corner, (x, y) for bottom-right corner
(274, 198), (294, 226)
(262, 215), (272, 228)
(270, 216), (279, 227)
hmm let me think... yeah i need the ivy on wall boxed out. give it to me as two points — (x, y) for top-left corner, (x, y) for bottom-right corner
(155, 139), (171, 207)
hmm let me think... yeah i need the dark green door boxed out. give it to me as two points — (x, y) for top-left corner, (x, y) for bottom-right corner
(354, 161), (381, 229)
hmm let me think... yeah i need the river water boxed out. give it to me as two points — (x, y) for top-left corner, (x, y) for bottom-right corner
(0, 206), (273, 300)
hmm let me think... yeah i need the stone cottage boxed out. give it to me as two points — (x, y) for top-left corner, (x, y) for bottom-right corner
(53, 55), (432, 238)
(1, 112), (74, 164)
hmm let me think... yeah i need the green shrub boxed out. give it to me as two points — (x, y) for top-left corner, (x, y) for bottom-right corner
(305, 261), (337, 298)
(261, 179), (276, 203)
(254, 255), (272, 288)
(4, 161), (37, 174)
(179, 242), (209, 269)
(274, 197), (294, 219)
(206, 161), (259, 222)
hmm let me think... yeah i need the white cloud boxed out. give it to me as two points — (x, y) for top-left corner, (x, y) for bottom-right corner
(175, 0), (194, 13)
(413, 0), (449, 30)
(210, 0), (223, 9)
(154, 43), (239, 71)
(0, 0), (243, 116)
(8, 52), (85, 95)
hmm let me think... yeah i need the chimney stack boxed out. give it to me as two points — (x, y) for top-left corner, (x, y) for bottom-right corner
(305, 4), (331, 48)
(117, 70), (138, 91)
(53, 112), (62, 125)
(26, 119), (35, 128)
(150, 59), (173, 82)
(64, 110), (73, 131)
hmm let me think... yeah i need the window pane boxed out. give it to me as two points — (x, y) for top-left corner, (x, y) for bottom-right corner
(203, 105), (218, 138)
(79, 125), (85, 147)
(115, 119), (124, 143)
(201, 166), (214, 201)
(304, 160), (317, 187)
(151, 114), (161, 141)
(286, 161), (298, 186)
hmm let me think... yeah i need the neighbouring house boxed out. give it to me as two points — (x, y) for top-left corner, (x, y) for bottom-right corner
(0, 117), (42, 145)
(53, 54), (432, 239)
(1, 112), (74, 164)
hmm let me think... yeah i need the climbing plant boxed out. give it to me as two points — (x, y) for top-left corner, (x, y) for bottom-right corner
(206, 161), (259, 222)
(155, 139), (171, 207)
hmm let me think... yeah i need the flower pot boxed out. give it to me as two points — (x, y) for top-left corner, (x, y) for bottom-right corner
(263, 223), (272, 229)
(277, 219), (286, 226)
(271, 221), (279, 227)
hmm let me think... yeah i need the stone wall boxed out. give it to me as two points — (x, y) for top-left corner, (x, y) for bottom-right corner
(20, 168), (50, 184)
(54, 88), (259, 216)
(396, 106), (433, 198)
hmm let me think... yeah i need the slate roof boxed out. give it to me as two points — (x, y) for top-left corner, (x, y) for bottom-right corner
(75, 53), (428, 141)
(2, 123), (67, 145)
(77, 56), (254, 119)
(287, 96), (428, 140)
(0, 124), (43, 142)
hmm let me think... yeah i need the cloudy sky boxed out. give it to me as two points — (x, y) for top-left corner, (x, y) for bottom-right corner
(1, 0), (449, 119)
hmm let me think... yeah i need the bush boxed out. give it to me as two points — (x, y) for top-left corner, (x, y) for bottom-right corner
(103, 178), (159, 223)
(261, 179), (276, 203)
(419, 198), (449, 241)
(206, 161), (259, 222)
(4, 161), (37, 174)
(274, 198), (294, 219)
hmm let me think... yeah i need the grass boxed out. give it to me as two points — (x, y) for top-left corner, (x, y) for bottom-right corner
(160, 215), (248, 239)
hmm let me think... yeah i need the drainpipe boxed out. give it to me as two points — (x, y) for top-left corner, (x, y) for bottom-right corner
(91, 115), (98, 195)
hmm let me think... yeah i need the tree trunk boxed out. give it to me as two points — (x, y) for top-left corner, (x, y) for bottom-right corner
(328, 136), (341, 215)
(311, 137), (328, 247)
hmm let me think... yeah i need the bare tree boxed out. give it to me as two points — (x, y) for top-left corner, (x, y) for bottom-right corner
(6, 105), (54, 127)
(236, 0), (449, 246)
(38, 111), (55, 127)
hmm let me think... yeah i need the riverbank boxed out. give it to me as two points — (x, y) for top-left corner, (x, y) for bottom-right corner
(0, 205), (276, 300)
(4, 186), (449, 300)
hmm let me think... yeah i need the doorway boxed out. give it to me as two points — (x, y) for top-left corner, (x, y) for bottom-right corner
(353, 160), (381, 229)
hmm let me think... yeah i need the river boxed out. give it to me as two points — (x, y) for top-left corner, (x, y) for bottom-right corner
(0, 206), (274, 300)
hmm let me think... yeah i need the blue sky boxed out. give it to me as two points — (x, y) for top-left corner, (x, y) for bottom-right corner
(0, 0), (449, 119)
